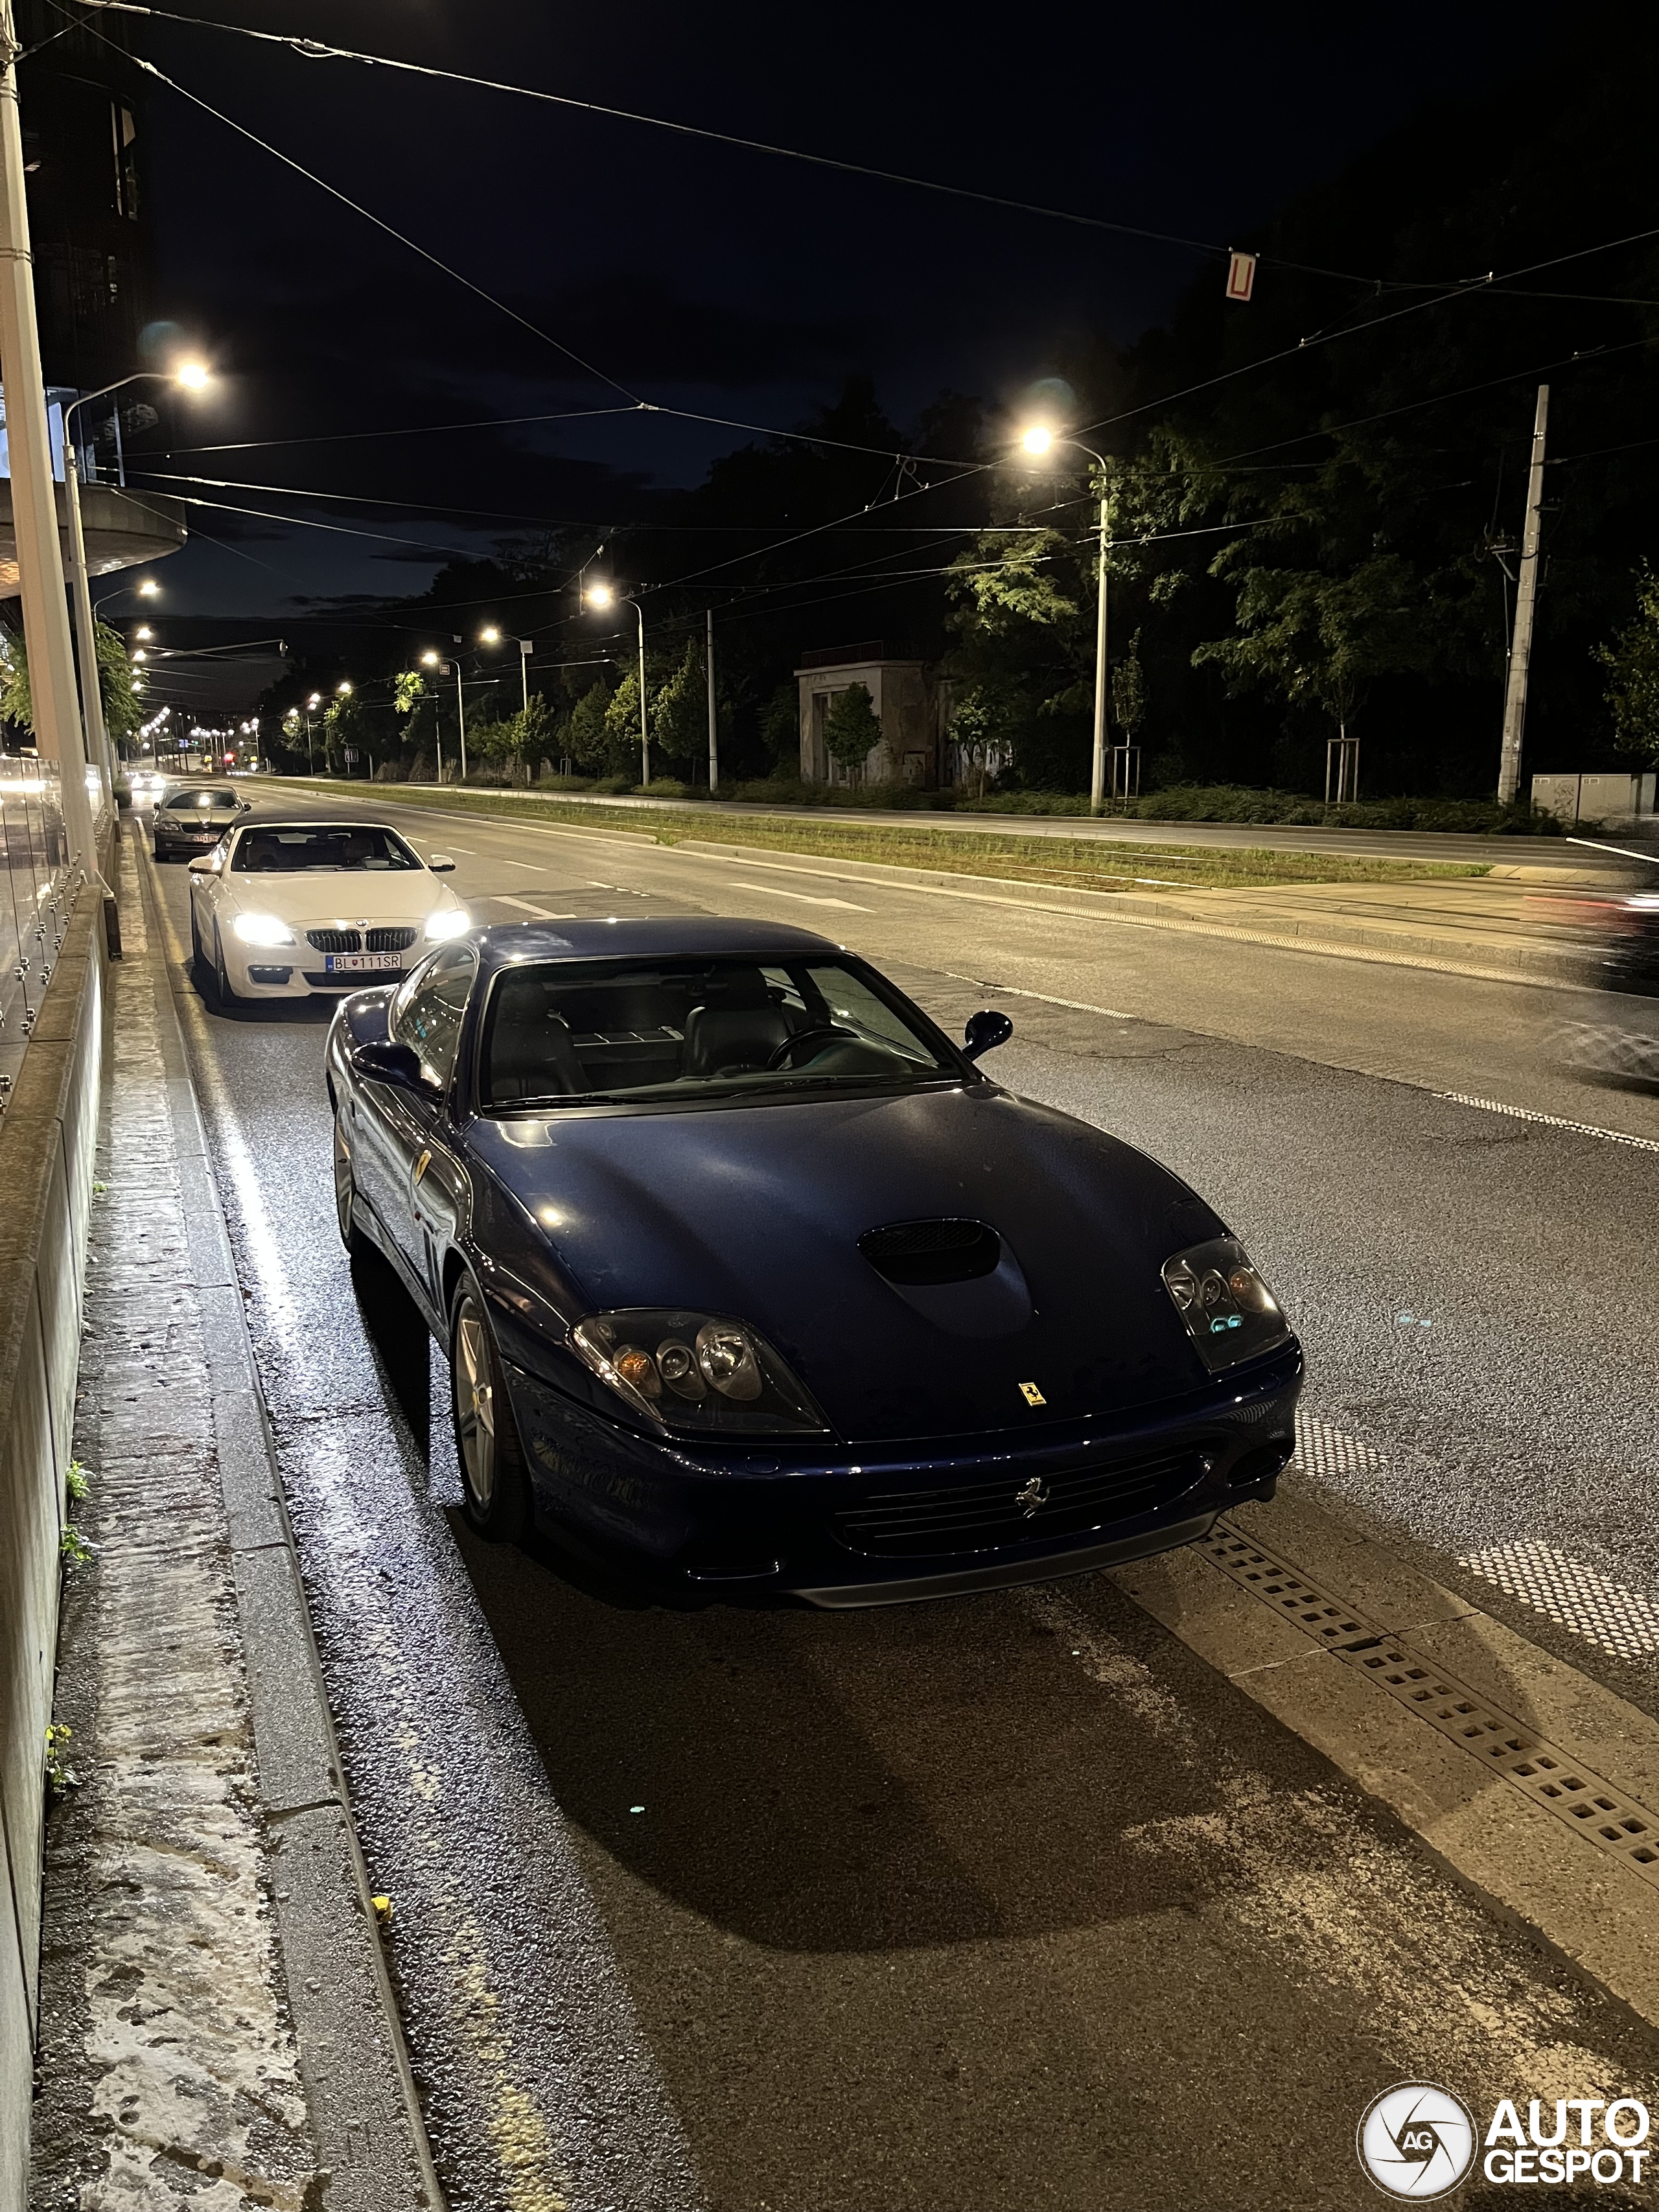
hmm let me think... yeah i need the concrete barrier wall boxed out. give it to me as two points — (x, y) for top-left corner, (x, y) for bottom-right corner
(0, 879), (106, 2211)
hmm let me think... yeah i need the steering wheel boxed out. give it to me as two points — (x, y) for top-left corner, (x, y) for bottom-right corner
(764, 1025), (859, 1070)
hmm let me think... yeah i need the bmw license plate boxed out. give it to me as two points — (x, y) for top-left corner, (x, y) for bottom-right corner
(325, 954), (403, 973)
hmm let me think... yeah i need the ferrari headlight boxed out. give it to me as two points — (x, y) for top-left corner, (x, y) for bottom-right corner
(572, 1309), (828, 1435)
(232, 912), (296, 948)
(1162, 1237), (1294, 1373)
(424, 907), (471, 941)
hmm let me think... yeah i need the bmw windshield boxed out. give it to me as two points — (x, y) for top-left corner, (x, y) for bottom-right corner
(479, 954), (959, 1108)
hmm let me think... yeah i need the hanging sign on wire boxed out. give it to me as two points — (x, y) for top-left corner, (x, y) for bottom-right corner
(1225, 250), (1258, 303)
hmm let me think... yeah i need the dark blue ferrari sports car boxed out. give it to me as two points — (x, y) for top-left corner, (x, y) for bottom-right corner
(325, 916), (1301, 1606)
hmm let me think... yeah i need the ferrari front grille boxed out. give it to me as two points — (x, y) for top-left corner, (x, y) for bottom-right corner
(833, 1448), (1205, 1558)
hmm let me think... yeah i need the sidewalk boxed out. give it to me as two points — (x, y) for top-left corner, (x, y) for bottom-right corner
(28, 823), (437, 2212)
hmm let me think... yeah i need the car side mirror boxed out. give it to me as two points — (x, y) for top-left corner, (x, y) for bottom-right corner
(187, 854), (216, 874)
(351, 1040), (440, 1096)
(427, 853), (456, 872)
(962, 1008), (1013, 1061)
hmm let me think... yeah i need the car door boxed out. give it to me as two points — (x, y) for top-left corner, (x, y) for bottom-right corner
(353, 944), (477, 1305)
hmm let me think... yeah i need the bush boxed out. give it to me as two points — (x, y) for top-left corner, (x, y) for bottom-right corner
(537, 769), (595, 790)
(634, 776), (698, 800)
(112, 774), (132, 810)
(590, 773), (635, 794)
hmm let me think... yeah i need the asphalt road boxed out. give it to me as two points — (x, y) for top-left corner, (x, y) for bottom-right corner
(141, 791), (1659, 2212)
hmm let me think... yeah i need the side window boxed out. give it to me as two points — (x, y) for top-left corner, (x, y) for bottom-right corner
(393, 946), (476, 1089)
(804, 964), (931, 1060)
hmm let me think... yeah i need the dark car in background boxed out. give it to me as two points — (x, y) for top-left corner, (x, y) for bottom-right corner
(152, 783), (249, 861)
(1555, 837), (1659, 1086)
(325, 917), (1302, 1607)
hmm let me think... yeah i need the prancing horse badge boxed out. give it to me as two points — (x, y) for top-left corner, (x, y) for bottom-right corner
(1015, 1477), (1049, 1517)
(1017, 1381), (1046, 1407)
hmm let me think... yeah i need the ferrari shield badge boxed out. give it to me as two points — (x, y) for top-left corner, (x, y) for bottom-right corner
(1018, 1382), (1046, 1407)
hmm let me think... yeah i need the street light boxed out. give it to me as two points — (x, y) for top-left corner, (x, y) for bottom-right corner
(64, 364), (211, 792)
(1019, 423), (1113, 813)
(585, 582), (649, 787)
(480, 625), (533, 712)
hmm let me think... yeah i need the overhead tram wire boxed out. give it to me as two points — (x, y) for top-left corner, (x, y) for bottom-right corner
(71, 0), (1440, 293)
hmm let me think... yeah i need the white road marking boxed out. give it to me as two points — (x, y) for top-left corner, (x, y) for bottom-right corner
(496, 857), (548, 871)
(1437, 1092), (1659, 1152)
(494, 897), (580, 919)
(725, 876), (872, 912)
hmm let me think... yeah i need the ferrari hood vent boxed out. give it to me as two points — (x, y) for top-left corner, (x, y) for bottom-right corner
(859, 1218), (1001, 1285)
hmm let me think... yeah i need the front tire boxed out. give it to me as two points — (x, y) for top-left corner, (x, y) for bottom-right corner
(213, 925), (238, 1007)
(450, 1277), (531, 1542)
(332, 1112), (373, 1260)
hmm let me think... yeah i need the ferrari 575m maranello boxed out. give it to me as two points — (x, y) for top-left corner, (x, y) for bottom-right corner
(325, 917), (1301, 1607)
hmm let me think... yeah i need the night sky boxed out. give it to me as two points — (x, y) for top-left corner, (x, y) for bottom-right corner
(121, 0), (1558, 650)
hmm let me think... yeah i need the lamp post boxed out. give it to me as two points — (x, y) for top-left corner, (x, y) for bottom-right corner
(64, 364), (209, 800)
(419, 651), (451, 783)
(1020, 425), (1113, 815)
(585, 582), (649, 787)
(480, 625), (533, 714)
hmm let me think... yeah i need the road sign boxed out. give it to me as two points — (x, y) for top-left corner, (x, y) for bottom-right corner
(1225, 250), (1257, 303)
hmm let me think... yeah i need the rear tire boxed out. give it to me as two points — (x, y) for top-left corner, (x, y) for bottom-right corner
(450, 1277), (531, 1542)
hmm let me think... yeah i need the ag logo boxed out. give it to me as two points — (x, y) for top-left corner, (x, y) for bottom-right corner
(1357, 2083), (1476, 2200)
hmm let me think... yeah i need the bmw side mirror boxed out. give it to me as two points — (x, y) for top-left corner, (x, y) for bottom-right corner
(427, 853), (457, 872)
(187, 854), (215, 874)
(962, 1008), (1013, 1060)
(351, 1040), (439, 1095)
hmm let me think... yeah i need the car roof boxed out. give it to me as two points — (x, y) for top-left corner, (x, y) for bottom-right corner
(472, 915), (842, 973)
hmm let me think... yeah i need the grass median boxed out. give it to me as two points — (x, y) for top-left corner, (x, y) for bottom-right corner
(261, 779), (1491, 893)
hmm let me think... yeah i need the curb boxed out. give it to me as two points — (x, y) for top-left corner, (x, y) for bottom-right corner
(1112, 1478), (1659, 2029)
(132, 835), (445, 2212)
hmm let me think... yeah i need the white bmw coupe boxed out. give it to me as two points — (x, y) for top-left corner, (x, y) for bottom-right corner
(187, 817), (469, 1005)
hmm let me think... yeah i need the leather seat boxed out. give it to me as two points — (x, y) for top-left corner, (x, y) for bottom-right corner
(682, 970), (791, 1077)
(486, 981), (586, 1100)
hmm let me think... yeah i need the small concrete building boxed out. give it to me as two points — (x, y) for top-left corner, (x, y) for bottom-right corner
(796, 642), (937, 786)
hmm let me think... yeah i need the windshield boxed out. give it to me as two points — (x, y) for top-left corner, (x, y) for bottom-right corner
(233, 824), (421, 873)
(480, 954), (957, 1108)
(167, 787), (239, 811)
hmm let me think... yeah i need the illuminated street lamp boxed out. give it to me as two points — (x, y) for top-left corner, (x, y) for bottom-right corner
(415, 653), (448, 783)
(1019, 423), (1113, 813)
(585, 582), (649, 787)
(64, 363), (212, 792)
(480, 623), (533, 712)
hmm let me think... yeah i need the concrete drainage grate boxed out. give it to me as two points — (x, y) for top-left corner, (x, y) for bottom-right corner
(1458, 1539), (1659, 1662)
(1203, 1522), (1659, 1889)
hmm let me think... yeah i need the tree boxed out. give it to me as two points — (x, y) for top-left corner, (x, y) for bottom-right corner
(1596, 566), (1659, 764)
(0, 616), (145, 751)
(565, 675), (621, 773)
(821, 682), (882, 780)
(760, 682), (800, 771)
(946, 679), (1023, 796)
(651, 638), (710, 774)
(604, 670), (649, 780)
(1111, 629), (1148, 746)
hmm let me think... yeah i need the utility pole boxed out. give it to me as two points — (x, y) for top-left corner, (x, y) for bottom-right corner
(705, 609), (718, 794)
(1498, 384), (1549, 806)
(0, 0), (96, 876)
(1090, 476), (1110, 815)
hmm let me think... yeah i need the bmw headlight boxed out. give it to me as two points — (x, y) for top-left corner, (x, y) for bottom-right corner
(424, 907), (471, 941)
(232, 912), (296, 948)
(1162, 1237), (1294, 1372)
(572, 1309), (828, 1436)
